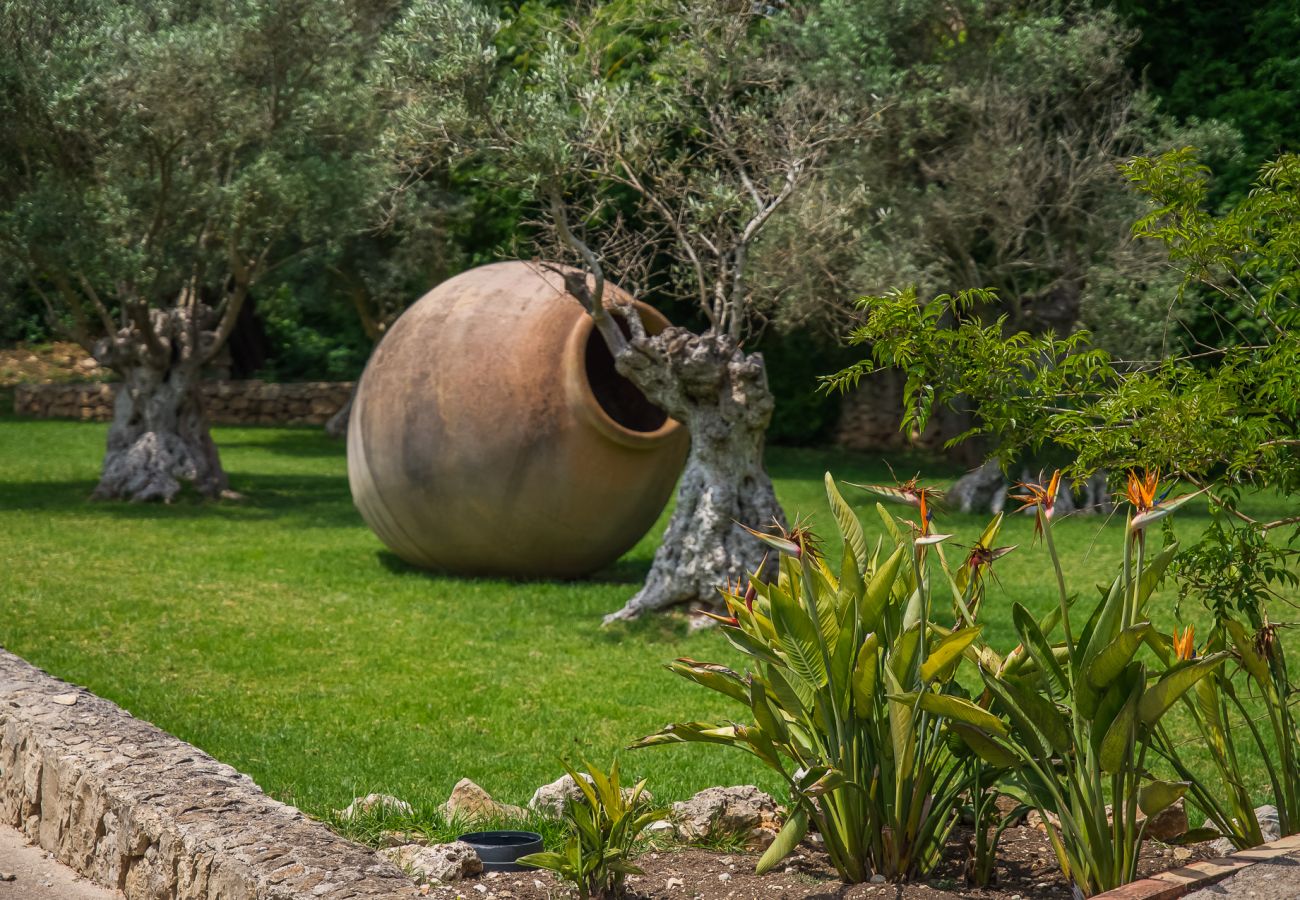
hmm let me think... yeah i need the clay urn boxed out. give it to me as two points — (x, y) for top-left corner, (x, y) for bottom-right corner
(347, 260), (689, 577)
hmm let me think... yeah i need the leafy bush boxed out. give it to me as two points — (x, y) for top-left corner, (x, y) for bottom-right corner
(826, 151), (1300, 855)
(517, 759), (665, 899)
(635, 474), (1004, 883)
(927, 472), (1227, 896)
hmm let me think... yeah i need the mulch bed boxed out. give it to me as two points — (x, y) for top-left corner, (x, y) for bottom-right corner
(419, 826), (1214, 899)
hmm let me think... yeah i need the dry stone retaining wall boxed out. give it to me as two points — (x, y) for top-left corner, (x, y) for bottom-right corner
(0, 648), (418, 900)
(13, 381), (354, 426)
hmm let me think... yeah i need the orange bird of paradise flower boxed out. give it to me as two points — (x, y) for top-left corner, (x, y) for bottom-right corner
(1124, 470), (1162, 514)
(1173, 625), (1196, 661)
(1010, 469), (1063, 541)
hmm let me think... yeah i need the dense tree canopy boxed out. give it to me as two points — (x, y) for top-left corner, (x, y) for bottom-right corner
(0, 0), (391, 498)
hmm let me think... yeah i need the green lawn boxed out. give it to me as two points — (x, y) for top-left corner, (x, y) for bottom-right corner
(0, 417), (1286, 831)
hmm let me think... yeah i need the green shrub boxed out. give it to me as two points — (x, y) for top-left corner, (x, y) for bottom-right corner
(517, 759), (666, 899)
(634, 474), (999, 883)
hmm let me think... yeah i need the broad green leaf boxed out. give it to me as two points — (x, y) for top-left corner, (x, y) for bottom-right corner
(876, 502), (905, 545)
(1139, 653), (1230, 726)
(770, 579), (829, 688)
(720, 622), (785, 668)
(839, 547), (864, 606)
(1139, 780), (1189, 817)
(890, 691), (1010, 736)
(765, 664), (813, 714)
(795, 765), (848, 798)
(1013, 603), (1067, 695)
(921, 625), (983, 683)
(628, 721), (738, 749)
(668, 659), (749, 703)
(886, 670), (916, 778)
(1000, 676), (1071, 755)
(851, 633), (880, 716)
(826, 472), (869, 569)
(862, 544), (906, 631)
(890, 622), (922, 684)
(750, 680), (789, 743)
(1099, 678), (1140, 774)
(755, 806), (809, 875)
(979, 674), (1042, 759)
(516, 851), (566, 870)
(1134, 541), (1180, 615)
(1086, 623), (1153, 690)
(950, 722), (1021, 767)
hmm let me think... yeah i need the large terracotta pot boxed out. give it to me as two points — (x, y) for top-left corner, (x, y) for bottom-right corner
(347, 260), (689, 577)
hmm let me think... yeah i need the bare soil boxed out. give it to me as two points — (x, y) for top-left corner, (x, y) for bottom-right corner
(419, 826), (1213, 899)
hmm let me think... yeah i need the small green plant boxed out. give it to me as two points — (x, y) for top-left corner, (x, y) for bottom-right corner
(634, 474), (1004, 883)
(517, 759), (666, 899)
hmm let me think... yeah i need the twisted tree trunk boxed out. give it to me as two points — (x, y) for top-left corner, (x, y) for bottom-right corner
(92, 363), (228, 502)
(91, 307), (232, 502)
(602, 325), (785, 623)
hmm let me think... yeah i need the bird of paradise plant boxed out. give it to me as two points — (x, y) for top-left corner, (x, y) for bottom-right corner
(1150, 612), (1300, 851)
(919, 470), (1229, 897)
(633, 473), (999, 883)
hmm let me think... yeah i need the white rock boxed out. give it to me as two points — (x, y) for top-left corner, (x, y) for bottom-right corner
(718, 872), (731, 882)
(527, 773), (653, 818)
(380, 842), (483, 883)
(441, 778), (526, 822)
(528, 774), (589, 817)
(869, 874), (886, 884)
(666, 876), (684, 889)
(1203, 805), (1282, 856)
(670, 786), (780, 849)
(338, 793), (414, 820)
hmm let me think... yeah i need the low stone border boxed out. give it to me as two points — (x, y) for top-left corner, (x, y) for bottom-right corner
(1094, 833), (1300, 900)
(0, 648), (418, 899)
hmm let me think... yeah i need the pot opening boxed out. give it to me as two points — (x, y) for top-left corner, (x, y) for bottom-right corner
(584, 314), (669, 433)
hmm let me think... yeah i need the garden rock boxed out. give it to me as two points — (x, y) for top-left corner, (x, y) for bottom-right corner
(670, 786), (780, 849)
(1026, 809), (1061, 833)
(381, 842), (483, 883)
(1204, 805), (1281, 856)
(442, 778), (526, 822)
(529, 774), (591, 817)
(528, 773), (654, 818)
(339, 792), (414, 821)
(1141, 798), (1189, 842)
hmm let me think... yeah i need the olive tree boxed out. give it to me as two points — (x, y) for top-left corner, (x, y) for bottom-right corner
(754, 0), (1236, 493)
(390, 0), (873, 619)
(0, 0), (390, 500)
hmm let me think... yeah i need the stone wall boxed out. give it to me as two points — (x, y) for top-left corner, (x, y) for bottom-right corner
(13, 381), (354, 426)
(832, 369), (984, 466)
(0, 648), (419, 899)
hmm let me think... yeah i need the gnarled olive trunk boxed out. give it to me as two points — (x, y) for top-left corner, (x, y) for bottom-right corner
(603, 326), (785, 623)
(92, 362), (228, 502)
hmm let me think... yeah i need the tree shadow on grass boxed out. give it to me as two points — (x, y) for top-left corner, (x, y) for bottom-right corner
(375, 549), (651, 587)
(373, 550), (690, 641)
(0, 473), (363, 528)
(216, 427), (347, 460)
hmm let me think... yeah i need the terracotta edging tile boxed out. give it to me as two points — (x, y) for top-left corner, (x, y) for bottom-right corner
(1091, 833), (1300, 900)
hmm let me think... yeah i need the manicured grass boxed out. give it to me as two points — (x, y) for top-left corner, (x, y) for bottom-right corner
(0, 417), (1287, 826)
